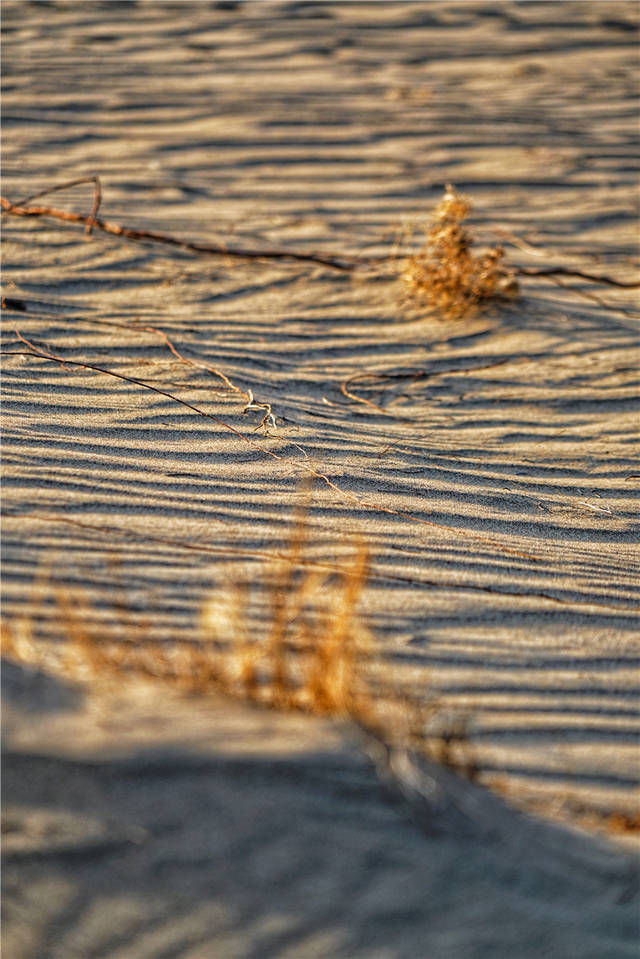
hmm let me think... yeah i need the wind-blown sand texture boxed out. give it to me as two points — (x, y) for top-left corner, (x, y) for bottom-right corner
(2, 2), (639, 956)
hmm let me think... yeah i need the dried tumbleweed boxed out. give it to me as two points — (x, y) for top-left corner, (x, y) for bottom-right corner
(403, 185), (519, 318)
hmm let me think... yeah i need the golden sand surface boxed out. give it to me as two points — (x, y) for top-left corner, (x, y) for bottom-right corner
(2, 3), (639, 956)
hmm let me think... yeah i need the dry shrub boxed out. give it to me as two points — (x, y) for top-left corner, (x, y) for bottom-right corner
(403, 185), (519, 318)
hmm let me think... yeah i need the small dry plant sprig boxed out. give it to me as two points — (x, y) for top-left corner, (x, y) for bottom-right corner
(403, 185), (519, 318)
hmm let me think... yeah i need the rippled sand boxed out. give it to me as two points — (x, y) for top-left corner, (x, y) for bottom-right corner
(2, 3), (639, 956)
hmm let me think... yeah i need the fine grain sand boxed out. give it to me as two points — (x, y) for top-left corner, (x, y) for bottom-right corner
(2, 2), (639, 957)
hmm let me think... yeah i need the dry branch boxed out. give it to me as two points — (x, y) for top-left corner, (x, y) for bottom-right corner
(2, 177), (639, 296)
(0, 190), (370, 272)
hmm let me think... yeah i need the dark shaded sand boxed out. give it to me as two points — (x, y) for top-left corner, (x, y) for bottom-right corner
(2, 1), (639, 956)
(3, 662), (639, 959)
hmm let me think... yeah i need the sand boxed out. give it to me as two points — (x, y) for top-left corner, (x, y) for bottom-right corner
(2, 2), (639, 956)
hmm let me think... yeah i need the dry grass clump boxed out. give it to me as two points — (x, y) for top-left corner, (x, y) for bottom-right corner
(1, 509), (458, 763)
(403, 185), (519, 318)
(197, 514), (377, 721)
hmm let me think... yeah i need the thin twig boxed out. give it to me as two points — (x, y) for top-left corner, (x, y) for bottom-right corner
(3, 176), (102, 236)
(545, 274), (640, 316)
(3, 335), (545, 562)
(340, 375), (389, 414)
(513, 266), (640, 289)
(493, 228), (552, 257)
(0, 194), (377, 272)
(5, 506), (625, 611)
(341, 359), (512, 413)
(2, 297), (278, 421)
(8, 330), (270, 450)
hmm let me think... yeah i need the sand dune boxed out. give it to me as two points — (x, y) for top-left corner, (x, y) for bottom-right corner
(2, 2), (639, 956)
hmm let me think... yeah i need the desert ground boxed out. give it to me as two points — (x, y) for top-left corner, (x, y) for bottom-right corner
(2, 2), (639, 957)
